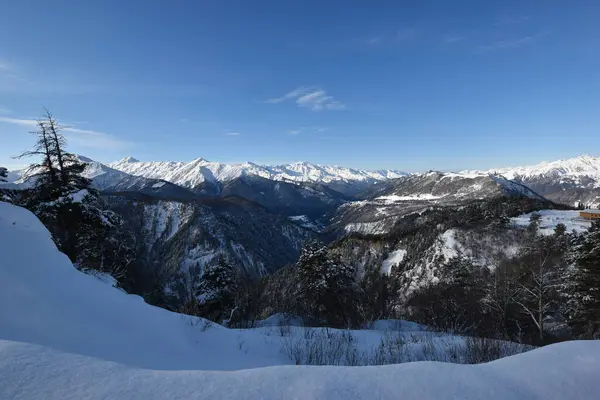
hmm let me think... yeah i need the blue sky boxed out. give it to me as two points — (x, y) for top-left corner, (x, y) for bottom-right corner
(0, 0), (599, 172)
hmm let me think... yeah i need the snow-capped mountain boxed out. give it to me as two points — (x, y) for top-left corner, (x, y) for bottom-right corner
(330, 172), (545, 236)
(465, 154), (600, 207)
(472, 154), (600, 182)
(9, 156), (199, 200)
(366, 171), (544, 202)
(109, 157), (407, 195)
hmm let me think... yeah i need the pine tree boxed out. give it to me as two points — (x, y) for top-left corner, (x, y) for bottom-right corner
(527, 212), (542, 236)
(296, 241), (357, 327)
(16, 117), (61, 201)
(199, 256), (238, 301)
(567, 220), (600, 338)
(42, 109), (91, 194)
(197, 256), (239, 323)
(554, 223), (567, 237)
(17, 109), (134, 284)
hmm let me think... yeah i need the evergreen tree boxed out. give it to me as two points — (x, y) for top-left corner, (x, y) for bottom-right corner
(554, 223), (567, 237)
(199, 256), (238, 301)
(567, 220), (600, 338)
(527, 212), (542, 236)
(17, 109), (134, 284)
(197, 256), (239, 323)
(0, 166), (7, 182)
(296, 241), (357, 327)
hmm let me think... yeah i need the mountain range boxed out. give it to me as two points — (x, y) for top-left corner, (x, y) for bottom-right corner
(109, 157), (407, 197)
(105, 153), (600, 207)
(3, 153), (599, 300)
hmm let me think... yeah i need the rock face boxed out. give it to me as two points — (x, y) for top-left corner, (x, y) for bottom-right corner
(106, 195), (315, 282)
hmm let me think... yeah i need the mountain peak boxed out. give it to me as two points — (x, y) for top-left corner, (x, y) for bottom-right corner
(119, 156), (140, 163)
(575, 154), (599, 162)
(76, 155), (96, 163)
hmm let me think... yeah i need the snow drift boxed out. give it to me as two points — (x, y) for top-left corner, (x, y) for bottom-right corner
(1, 201), (600, 399)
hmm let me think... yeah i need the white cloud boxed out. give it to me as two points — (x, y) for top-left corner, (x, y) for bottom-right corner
(224, 131), (241, 136)
(286, 126), (328, 136)
(265, 87), (309, 104)
(0, 116), (132, 151)
(0, 116), (37, 127)
(267, 87), (345, 111)
(476, 31), (550, 53)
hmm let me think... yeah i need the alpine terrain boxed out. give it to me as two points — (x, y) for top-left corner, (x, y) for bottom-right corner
(1, 1), (599, 397)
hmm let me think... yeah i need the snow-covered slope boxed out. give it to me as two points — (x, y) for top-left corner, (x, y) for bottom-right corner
(110, 157), (407, 189)
(0, 200), (285, 370)
(369, 172), (545, 202)
(2, 201), (600, 399)
(332, 172), (545, 235)
(466, 154), (600, 207)
(9, 156), (198, 200)
(2, 339), (600, 400)
(471, 154), (600, 182)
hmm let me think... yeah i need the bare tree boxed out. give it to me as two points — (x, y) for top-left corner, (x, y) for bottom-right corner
(510, 233), (566, 343)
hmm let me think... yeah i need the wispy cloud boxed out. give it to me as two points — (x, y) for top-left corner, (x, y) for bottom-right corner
(267, 87), (345, 111)
(476, 31), (550, 53)
(286, 126), (328, 136)
(0, 117), (37, 127)
(0, 116), (133, 150)
(224, 131), (241, 136)
(265, 87), (308, 104)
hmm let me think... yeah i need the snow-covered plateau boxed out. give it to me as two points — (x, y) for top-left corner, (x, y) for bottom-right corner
(511, 210), (592, 235)
(2, 200), (600, 399)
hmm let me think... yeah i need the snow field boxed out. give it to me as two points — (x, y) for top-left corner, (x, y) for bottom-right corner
(511, 210), (592, 235)
(2, 201), (600, 399)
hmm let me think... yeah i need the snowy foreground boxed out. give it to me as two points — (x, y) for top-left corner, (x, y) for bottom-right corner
(1, 201), (600, 399)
